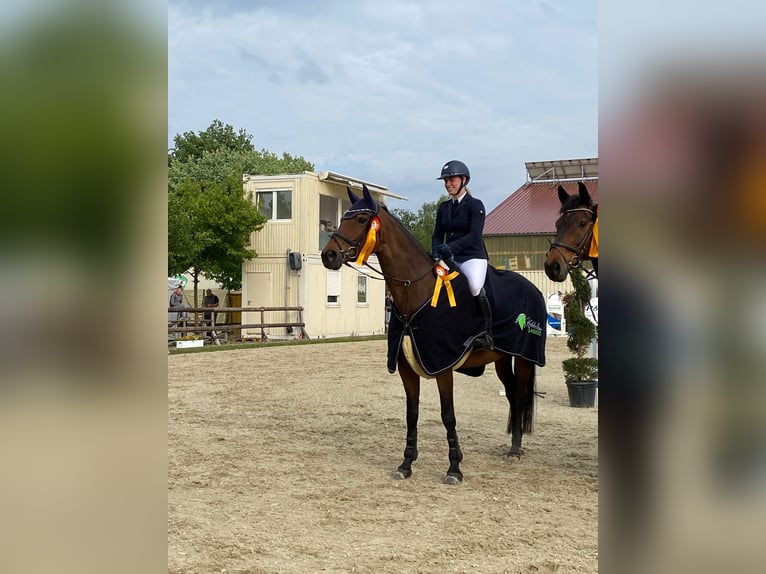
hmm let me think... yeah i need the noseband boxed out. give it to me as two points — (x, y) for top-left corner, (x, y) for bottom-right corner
(547, 207), (596, 270)
(329, 228), (365, 262)
(328, 209), (376, 264)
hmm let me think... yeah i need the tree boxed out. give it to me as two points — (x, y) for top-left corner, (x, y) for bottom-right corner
(561, 268), (598, 382)
(169, 119), (253, 164)
(168, 120), (315, 300)
(168, 147), (315, 192)
(168, 175), (265, 303)
(391, 195), (447, 252)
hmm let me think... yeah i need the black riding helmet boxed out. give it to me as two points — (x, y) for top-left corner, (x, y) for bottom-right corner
(437, 160), (470, 183)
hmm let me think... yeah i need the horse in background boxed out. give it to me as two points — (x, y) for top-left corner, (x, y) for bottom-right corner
(321, 185), (546, 485)
(544, 181), (598, 282)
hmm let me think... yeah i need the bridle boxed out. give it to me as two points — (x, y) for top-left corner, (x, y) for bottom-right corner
(328, 210), (433, 287)
(328, 228), (364, 263)
(547, 206), (596, 275)
(548, 205), (599, 325)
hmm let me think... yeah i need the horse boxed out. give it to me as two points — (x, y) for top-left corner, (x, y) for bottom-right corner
(321, 184), (545, 485)
(544, 182), (598, 282)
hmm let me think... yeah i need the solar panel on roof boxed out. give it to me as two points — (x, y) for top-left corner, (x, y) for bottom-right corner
(524, 158), (598, 182)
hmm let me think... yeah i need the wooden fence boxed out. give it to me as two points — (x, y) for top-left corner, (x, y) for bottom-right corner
(168, 306), (308, 346)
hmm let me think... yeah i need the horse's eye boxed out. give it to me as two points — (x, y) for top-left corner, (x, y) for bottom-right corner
(580, 220), (588, 227)
(357, 216), (368, 224)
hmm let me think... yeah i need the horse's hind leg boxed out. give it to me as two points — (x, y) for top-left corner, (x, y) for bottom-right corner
(436, 371), (463, 484)
(497, 356), (536, 458)
(393, 357), (420, 480)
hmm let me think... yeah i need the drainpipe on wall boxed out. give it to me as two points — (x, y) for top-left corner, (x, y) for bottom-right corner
(285, 249), (293, 335)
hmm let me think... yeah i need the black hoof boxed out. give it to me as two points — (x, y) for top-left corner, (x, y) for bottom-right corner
(508, 445), (522, 459)
(443, 473), (463, 485)
(393, 469), (412, 480)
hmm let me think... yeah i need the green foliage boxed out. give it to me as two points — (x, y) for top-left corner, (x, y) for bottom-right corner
(169, 119), (253, 164)
(168, 142), (315, 192)
(562, 268), (598, 381)
(562, 358), (599, 382)
(168, 175), (265, 295)
(391, 195), (448, 251)
(168, 119), (314, 294)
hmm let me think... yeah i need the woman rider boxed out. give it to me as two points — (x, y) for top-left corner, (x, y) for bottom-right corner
(431, 160), (493, 350)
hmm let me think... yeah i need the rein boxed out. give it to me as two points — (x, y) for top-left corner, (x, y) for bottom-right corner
(329, 215), (433, 287)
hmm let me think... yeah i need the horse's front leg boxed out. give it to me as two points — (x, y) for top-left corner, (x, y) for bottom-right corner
(436, 371), (463, 484)
(393, 357), (420, 480)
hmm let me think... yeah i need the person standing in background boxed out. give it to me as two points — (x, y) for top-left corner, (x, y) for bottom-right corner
(203, 288), (220, 336)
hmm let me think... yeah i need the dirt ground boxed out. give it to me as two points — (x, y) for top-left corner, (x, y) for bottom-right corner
(168, 337), (598, 574)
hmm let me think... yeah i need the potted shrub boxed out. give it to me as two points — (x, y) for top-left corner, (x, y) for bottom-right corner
(562, 268), (598, 407)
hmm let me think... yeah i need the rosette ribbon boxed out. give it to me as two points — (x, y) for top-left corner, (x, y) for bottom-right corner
(355, 216), (381, 265)
(588, 211), (599, 258)
(431, 263), (460, 308)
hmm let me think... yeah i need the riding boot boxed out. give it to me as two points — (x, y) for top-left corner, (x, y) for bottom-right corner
(472, 288), (494, 350)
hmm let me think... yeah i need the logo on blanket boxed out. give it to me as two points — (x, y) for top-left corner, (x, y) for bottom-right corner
(515, 313), (543, 336)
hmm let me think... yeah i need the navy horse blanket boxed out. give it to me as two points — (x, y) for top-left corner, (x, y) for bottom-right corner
(387, 266), (547, 376)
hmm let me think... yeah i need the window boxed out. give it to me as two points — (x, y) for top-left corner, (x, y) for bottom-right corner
(319, 195), (352, 247)
(256, 189), (292, 221)
(357, 274), (368, 305)
(326, 270), (340, 305)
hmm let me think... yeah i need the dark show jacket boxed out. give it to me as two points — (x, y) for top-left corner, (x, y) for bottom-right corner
(432, 192), (489, 263)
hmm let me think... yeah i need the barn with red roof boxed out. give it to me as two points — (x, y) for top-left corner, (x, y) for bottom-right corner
(484, 158), (598, 277)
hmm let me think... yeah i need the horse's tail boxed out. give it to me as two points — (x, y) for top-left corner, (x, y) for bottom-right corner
(522, 365), (536, 434)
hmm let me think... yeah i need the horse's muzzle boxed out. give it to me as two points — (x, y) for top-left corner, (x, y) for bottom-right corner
(544, 258), (568, 282)
(321, 249), (343, 270)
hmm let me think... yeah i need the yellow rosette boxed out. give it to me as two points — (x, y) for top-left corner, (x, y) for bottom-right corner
(431, 263), (460, 308)
(355, 216), (381, 265)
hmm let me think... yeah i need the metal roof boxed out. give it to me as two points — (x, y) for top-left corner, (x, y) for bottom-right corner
(317, 170), (407, 200)
(484, 179), (599, 235)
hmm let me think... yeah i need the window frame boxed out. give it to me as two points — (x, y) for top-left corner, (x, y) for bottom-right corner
(326, 269), (340, 307)
(356, 273), (368, 306)
(255, 188), (293, 222)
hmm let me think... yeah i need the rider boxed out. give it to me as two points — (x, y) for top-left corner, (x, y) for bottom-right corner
(431, 160), (493, 350)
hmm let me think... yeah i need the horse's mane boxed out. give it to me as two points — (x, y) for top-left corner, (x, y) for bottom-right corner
(381, 204), (433, 259)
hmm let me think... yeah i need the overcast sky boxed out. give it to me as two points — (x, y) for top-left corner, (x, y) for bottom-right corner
(168, 0), (597, 212)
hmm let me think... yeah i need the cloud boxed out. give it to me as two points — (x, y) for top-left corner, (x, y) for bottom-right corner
(238, 48), (282, 84)
(168, 0), (598, 212)
(294, 49), (329, 85)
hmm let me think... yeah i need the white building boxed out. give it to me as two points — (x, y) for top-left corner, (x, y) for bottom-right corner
(242, 171), (405, 340)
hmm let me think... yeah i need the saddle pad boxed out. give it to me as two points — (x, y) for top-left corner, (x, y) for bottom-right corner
(387, 266), (546, 376)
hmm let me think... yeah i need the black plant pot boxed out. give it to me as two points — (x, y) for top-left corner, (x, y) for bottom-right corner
(566, 380), (597, 408)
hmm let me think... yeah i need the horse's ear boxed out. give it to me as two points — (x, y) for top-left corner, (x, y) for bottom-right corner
(347, 186), (360, 204)
(362, 184), (379, 213)
(557, 185), (569, 204)
(577, 182), (592, 205)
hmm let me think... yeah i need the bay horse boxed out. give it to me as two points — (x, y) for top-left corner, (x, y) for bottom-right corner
(544, 182), (598, 282)
(321, 185), (543, 485)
